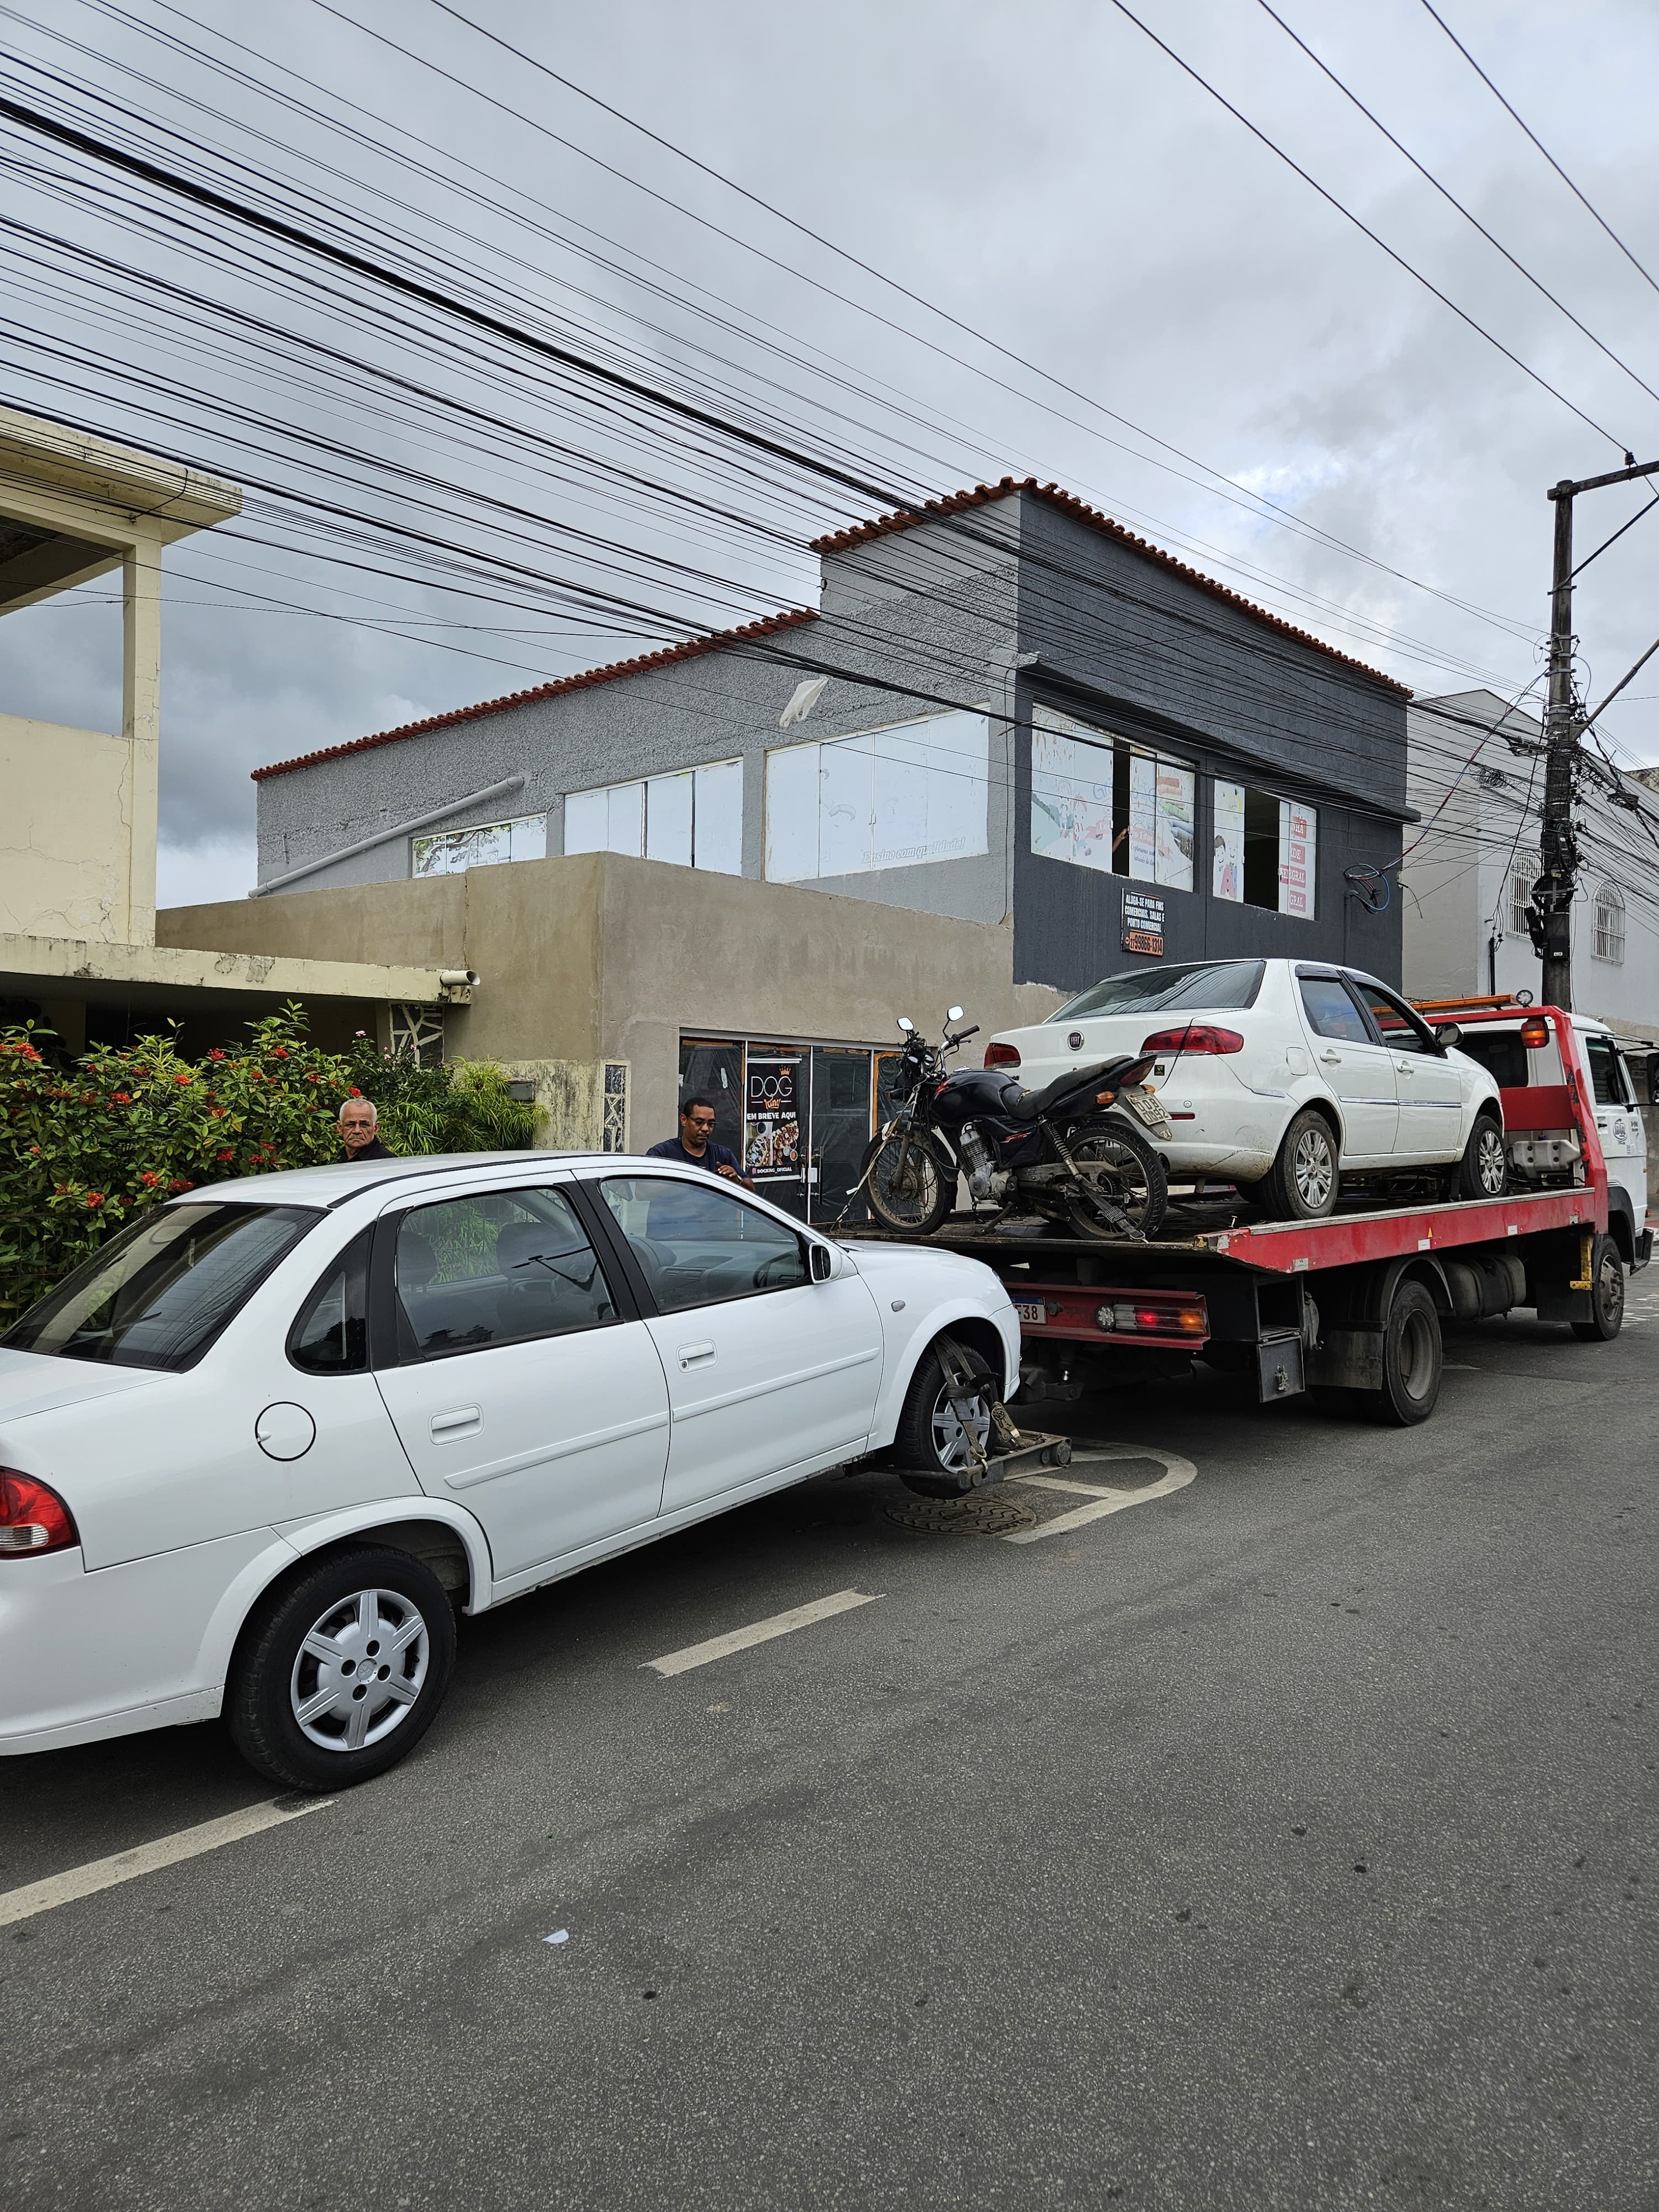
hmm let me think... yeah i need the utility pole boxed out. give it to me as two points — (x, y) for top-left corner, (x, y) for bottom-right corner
(1531, 456), (1659, 1009)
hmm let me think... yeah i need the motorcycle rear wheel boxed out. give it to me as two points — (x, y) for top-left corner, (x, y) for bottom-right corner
(862, 1129), (954, 1235)
(1060, 1118), (1167, 1240)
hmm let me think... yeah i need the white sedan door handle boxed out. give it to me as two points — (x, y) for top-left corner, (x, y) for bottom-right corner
(1319, 1050), (1341, 1064)
(430, 1406), (482, 1441)
(1395, 1058), (1415, 1076)
(677, 1341), (717, 1369)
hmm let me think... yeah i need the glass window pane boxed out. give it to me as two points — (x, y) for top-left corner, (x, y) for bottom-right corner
(1030, 714), (1117, 873)
(871, 724), (933, 872)
(765, 743), (819, 880)
(818, 733), (875, 878)
(510, 815), (546, 862)
(1126, 752), (1158, 882)
(471, 821), (512, 868)
(3, 1203), (318, 1371)
(1155, 762), (1195, 891)
(1585, 1036), (1621, 1107)
(596, 1176), (806, 1312)
(564, 786), (607, 855)
(692, 760), (743, 874)
(1212, 781), (1245, 901)
(606, 782), (645, 857)
(1243, 787), (1280, 910)
(1356, 983), (1432, 1052)
(645, 772), (694, 866)
(396, 1188), (616, 1359)
(290, 1230), (371, 1374)
(1299, 978), (1371, 1044)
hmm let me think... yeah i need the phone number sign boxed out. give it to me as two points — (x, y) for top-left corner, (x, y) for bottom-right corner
(1121, 890), (1165, 957)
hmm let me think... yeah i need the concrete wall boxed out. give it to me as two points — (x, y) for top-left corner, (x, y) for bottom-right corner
(0, 713), (137, 940)
(161, 852), (1065, 1150)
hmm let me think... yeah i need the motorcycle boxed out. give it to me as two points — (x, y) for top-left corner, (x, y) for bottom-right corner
(857, 1006), (1170, 1240)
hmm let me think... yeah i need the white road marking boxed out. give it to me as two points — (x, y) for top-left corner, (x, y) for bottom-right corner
(0, 1796), (334, 1930)
(1004, 1447), (1197, 1544)
(644, 1589), (881, 1677)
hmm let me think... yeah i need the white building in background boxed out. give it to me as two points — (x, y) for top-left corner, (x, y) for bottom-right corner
(1402, 689), (1659, 1042)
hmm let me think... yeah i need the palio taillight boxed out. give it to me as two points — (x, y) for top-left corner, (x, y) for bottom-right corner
(984, 1042), (1021, 1068)
(0, 1469), (78, 1557)
(1140, 1025), (1245, 1055)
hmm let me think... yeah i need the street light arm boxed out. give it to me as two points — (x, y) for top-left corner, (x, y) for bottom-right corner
(1579, 631), (1659, 736)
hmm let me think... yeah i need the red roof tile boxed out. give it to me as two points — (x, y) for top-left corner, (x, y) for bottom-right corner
(811, 477), (1411, 698)
(251, 607), (820, 782)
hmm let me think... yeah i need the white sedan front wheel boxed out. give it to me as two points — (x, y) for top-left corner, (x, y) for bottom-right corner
(227, 1546), (456, 1792)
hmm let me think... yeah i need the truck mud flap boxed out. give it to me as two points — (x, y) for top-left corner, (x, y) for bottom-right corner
(1306, 1325), (1384, 1392)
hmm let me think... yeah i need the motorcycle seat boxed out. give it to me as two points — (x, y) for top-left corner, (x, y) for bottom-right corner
(999, 1061), (1125, 1124)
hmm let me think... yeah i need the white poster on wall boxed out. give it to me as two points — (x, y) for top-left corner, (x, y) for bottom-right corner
(1279, 799), (1316, 917)
(1030, 719), (1115, 873)
(1212, 780), (1244, 901)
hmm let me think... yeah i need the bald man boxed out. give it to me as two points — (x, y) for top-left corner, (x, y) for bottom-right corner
(338, 1097), (393, 1162)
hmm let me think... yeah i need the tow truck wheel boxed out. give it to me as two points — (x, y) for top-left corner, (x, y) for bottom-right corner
(1572, 1234), (1625, 1342)
(1365, 1279), (1442, 1426)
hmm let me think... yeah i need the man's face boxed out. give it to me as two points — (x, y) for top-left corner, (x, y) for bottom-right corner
(681, 1106), (716, 1151)
(340, 1102), (377, 1151)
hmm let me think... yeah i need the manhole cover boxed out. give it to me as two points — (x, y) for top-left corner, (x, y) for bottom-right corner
(883, 1491), (1039, 1536)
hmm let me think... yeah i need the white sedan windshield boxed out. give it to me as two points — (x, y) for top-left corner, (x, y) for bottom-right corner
(3, 1202), (320, 1371)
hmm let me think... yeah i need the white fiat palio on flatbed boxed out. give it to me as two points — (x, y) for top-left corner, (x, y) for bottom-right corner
(0, 1153), (1019, 1789)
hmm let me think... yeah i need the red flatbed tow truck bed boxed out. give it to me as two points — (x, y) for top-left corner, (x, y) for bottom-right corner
(836, 1006), (1638, 1426)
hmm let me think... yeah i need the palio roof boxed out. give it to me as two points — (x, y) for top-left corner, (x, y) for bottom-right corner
(252, 479), (1406, 782)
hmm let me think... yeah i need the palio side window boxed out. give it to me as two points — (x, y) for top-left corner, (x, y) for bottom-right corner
(2, 1203), (321, 1372)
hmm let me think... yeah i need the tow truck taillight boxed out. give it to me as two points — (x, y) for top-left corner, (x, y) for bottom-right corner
(0, 1469), (77, 1557)
(1139, 1025), (1245, 1055)
(1520, 1016), (1550, 1049)
(984, 1042), (1021, 1068)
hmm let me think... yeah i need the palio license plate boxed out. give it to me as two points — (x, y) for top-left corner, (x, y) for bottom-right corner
(1013, 1300), (1046, 1325)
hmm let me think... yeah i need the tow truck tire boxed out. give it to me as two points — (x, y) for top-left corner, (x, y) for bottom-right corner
(893, 1343), (995, 1498)
(1365, 1279), (1442, 1426)
(1572, 1233), (1625, 1342)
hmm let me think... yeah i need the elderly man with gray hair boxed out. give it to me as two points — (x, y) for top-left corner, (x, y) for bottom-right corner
(337, 1095), (393, 1162)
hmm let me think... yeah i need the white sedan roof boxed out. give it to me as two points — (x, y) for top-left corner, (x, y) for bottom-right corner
(170, 1151), (653, 1211)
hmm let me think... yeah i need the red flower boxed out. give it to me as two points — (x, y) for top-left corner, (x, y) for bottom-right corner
(209, 1107), (226, 1119)
(85, 1192), (105, 1209)
(348, 1087), (363, 1098)
(207, 1049), (225, 1061)
(174, 1073), (191, 1087)
(271, 1046), (289, 1058)
(111, 1092), (132, 1105)
(169, 1178), (193, 1192)
(138, 1171), (161, 1187)
(28, 1145), (39, 1155)
(216, 1148), (235, 1163)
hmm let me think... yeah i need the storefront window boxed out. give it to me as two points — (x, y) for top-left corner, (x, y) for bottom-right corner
(1212, 780), (1317, 918)
(1029, 706), (1195, 892)
(679, 1035), (893, 1225)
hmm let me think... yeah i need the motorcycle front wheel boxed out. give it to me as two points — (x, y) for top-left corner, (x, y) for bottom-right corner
(1060, 1117), (1167, 1240)
(862, 1129), (955, 1235)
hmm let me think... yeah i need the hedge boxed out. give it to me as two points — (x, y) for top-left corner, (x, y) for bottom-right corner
(0, 1004), (539, 1319)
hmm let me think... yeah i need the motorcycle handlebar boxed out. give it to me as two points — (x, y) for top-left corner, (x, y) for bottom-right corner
(946, 1025), (979, 1045)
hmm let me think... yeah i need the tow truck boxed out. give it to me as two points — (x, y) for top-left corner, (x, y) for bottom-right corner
(838, 1004), (1650, 1429)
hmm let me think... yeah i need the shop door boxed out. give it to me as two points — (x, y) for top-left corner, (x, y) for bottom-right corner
(810, 1047), (875, 1225)
(744, 1045), (808, 1220)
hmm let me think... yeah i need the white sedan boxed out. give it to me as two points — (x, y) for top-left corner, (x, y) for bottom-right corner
(985, 957), (1506, 1220)
(0, 1153), (1019, 1789)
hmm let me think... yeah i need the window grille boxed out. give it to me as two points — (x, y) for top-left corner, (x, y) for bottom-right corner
(1506, 869), (1531, 936)
(602, 1062), (629, 1151)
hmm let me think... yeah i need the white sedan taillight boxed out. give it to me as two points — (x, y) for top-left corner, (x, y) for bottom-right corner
(0, 1468), (79, 1557)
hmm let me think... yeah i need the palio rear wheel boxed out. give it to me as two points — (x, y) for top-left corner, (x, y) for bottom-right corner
(1455, 1114), (1508, 1201)
(894, 1344), (995, 1498)
(1572, 1234), (1625, 1342)
(863, 1130), (953, 1235)
(1265, 1108), (1340, 1222)
(226, 1545), (456, 1791)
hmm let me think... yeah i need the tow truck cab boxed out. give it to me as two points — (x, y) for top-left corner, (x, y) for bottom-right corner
(1453, 1011), (1651, 1266)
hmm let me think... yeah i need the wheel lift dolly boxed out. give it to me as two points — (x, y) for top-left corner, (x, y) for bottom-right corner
(921, 1332), (1073, 1492)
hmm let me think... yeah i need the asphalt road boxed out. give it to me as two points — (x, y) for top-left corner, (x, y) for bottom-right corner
(4, 1289), (1657, 2211)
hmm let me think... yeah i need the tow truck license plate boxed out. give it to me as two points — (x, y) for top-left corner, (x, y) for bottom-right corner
(1013, 1300), (1046, 1325)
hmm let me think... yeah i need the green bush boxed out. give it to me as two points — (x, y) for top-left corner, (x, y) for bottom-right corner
(0, 1004), (539, 1318)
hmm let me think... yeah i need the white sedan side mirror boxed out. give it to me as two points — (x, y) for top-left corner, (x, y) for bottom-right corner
(809, 1243), (835, 1282)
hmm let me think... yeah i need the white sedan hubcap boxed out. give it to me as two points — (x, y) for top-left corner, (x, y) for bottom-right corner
(290, 1587), (429, 1753)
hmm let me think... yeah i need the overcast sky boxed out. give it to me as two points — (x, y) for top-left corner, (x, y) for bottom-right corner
(3, 0), (1658, 905)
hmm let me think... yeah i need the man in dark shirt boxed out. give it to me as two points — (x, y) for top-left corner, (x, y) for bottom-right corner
(646, 1095), (752, 1186)
(338, 1096), (393, 1161)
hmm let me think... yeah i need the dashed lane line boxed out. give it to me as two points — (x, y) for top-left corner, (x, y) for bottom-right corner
(1004, 1448), (1198, 1543)
(644, 1588), (882, 1677)
(0, 1796), (334, 1931)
